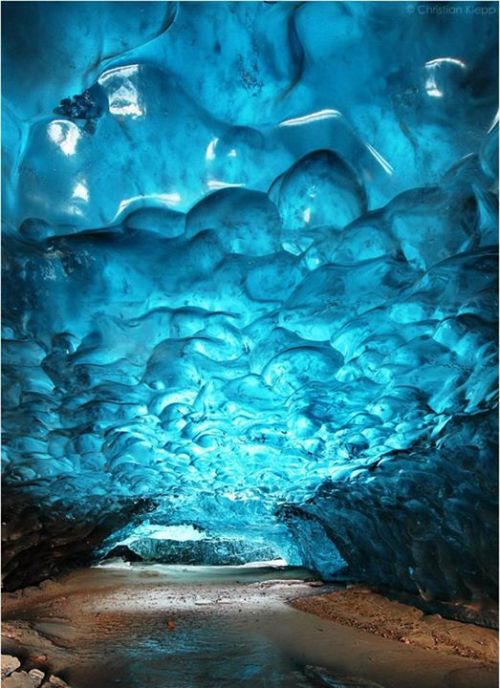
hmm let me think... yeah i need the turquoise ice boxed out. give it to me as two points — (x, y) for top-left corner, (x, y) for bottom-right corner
(2, 1), (498, 604)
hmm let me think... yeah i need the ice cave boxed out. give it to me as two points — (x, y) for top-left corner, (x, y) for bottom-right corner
(1, 2), (498, 687)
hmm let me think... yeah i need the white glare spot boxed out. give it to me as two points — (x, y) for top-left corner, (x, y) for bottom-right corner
(115, 192), (182, 218)
(365, 143), (394, 175)
(157, 192), (182, 204)
(47, 120), (81, 156)
(148, 525), (206, 541)
(424, 57), (466, 99)
(425, 74), (443, 98)
(72, 181), (89, 202)
(425, 57), (466, 69)
(99, 64), (140, 82)
(205, 138), (219, 161)
(117, 523), (206, 547)
(207, 180), (243, 190)
(98, 64), (144, 118)
(488, 110), (499, 133)
(279, 109), (342, 127)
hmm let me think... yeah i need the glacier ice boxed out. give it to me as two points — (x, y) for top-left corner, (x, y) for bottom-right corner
(100, 522), (283, 566)
(1, 0), (498, 605)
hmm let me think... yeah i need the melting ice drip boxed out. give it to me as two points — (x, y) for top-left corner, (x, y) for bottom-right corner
(2, 2), (498, 598)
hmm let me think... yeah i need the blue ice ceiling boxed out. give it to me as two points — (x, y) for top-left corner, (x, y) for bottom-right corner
(2, 1), (498, 598)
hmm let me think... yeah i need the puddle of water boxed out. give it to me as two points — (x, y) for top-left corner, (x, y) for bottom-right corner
(67, 613), (312, 688)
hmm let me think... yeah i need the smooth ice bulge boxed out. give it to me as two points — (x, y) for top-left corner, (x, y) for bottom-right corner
(2, 0), (498, 607)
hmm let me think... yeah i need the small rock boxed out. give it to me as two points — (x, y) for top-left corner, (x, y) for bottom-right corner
(3, 669), (43, 688)
(28, 669), (45, 687)
(48, 675), (71, 687)
(1, 655), (21, 679)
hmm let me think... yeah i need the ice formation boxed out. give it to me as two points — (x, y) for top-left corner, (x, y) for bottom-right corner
(2, 1), (498, 605)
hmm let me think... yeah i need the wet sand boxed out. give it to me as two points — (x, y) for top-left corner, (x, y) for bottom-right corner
(2, 563), (498, 688)
(291, 585), (499, 664)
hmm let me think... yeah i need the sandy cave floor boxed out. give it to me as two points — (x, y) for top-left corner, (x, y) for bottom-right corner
(1, 563), (498, 688)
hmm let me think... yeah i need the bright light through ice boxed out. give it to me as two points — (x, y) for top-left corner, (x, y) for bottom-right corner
(99, 64), (144, 118)
(488, 110), (499, 133)
(115, 192), (182, 218)
(207, 180), (243, 190)
(72, 181), (89, 201)
(425, 75), (444, 98)
(148, 525), (206, 541)
(279, 109), (342, 127)
(425, 57), (466, 69)
(205, 137), (219, 161)
(365, 143), (394, 175)
(47, 120), (81, 156)
(424, 57), (466, 99)
(117, 523), (207, 548)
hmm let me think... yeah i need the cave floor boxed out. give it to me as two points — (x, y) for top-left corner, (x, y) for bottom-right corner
(2, 564), (498, 688)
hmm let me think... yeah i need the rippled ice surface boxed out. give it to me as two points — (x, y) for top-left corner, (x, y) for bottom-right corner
(2, 1), (498, 601)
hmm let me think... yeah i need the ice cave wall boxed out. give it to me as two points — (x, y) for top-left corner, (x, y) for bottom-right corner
(1, 0), (498, 605)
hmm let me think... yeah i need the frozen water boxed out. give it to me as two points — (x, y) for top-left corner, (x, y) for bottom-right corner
(1, 1), (498, 603)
